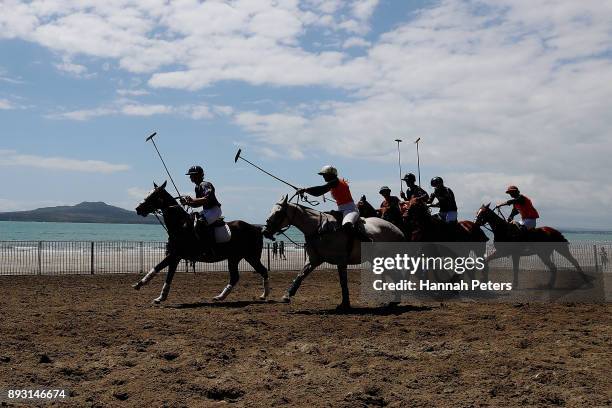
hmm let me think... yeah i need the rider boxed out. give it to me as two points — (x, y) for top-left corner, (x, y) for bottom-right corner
(427, 177), (458, 223)
(400, 173), (429, 201)
(297, 165), (371, 242)
(495, 185), (539, 229)
(378, 186), (402, 224)
(180, 165), (222, 255)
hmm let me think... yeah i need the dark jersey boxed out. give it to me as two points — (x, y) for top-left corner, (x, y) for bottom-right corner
(404, 185), (429, 201)
(428, 186), (457, 212)
(195, 181), (221, 208)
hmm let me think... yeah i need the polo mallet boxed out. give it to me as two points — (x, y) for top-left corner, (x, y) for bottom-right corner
(234, 148), (335, 204)
(414, 137), (421, 187)
(145, 132), (182, 199)
(395, 139), (403, 194)
(234, 148), (300, 190)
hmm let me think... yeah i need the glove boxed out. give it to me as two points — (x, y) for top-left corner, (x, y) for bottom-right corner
(296, 188), (306, 196)
(400, 191), (406, 200)
(507, 216), (513, 223)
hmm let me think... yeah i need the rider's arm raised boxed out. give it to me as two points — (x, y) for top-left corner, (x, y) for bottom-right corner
(304, 179), (338, 197)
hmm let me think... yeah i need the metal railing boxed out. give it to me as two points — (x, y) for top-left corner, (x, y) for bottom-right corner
(0, 241), (610, 276)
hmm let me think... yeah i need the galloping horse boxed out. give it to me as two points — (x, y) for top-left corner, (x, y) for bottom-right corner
(403, 198), (488, 243)
(357, 195), (406, 235)
(132, 181), (270, 303)
(263, 195), (405, 309)
(474, 203), (588, 287)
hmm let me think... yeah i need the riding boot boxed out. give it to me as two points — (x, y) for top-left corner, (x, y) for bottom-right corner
(153, 283), (170, 304)
(195, 218), (216, 258)
(213, 284), (233, 301)
(355, 226), (373, 242)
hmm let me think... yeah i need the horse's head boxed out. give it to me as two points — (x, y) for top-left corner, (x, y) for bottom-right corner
(135, 181), (172, 216)
(404, 196), (429, 221)
(474, 203), (492, 226)
(357, 194), (377, 217)
(262, 194), (290, 240)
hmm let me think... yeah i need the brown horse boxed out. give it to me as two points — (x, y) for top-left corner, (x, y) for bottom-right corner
(132, 181), (269, 303)
(474, 203), (588, 288)
(403, 197), (488, 243)
(357, 195), (406, 235)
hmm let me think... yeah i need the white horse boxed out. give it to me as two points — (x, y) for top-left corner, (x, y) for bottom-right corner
(263, 195), (405, 309)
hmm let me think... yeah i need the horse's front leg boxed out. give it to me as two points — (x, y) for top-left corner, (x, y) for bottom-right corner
(213, 258), (239, 301)
(282, 260), (322, 303)
(512, 254), (520, 289)
(337, 264), (351, 310)
(132, 254), (174, 290)
(153, 256), (181, 304)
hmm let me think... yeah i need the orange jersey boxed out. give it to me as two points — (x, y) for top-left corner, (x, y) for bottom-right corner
(514, 195), (539, 219)
(330, 178), (354, 205)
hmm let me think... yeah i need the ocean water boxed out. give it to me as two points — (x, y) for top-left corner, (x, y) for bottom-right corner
(0, 221), (304, 243)
(0, 221), (610, 243)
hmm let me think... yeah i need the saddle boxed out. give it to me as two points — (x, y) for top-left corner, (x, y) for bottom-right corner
(318, 211), (366, 236)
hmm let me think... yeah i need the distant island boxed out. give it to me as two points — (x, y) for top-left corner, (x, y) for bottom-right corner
(0, 202), (157, 224)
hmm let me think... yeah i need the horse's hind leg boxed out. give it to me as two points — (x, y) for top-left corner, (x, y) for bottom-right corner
(537, 251), (557, 288)
(282, 260), (321, 303)
(245, 256), (270, 300)
(556, 244), (590, 282)
(154, 257), (180, 304)
(133, 254), (173, 290)
(214, 258), (240, 301)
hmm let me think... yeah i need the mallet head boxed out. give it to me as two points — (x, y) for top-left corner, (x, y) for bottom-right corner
(234, 148), (242, 163)
(146, 132), (157, 142)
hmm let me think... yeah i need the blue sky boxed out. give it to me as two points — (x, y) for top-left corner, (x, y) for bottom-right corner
(1, 0), (611, 228)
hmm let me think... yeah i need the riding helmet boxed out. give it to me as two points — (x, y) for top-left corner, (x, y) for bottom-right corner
(379, 186), (391, 194)
(402, 173), (416, 182)
(430, 176), (443, 187)
(505, 185), (520, 194)
(186, 165), (204, 176)
(317, 165), (338, 177)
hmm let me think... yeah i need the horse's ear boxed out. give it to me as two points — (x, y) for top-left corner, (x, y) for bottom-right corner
(361, 195), (366, 201)
(485, 202), (491, 208)
(282, 194), (288, 204)
(153, 182), (158, 188)
(161, 180), (167, 189)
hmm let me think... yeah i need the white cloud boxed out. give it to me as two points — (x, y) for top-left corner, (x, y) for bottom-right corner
(121, 103), (172, 116)
(48, 100), (221, 121)
(0, 150), (130, 173)
(54, 58), (89, 77)
(342, 37), (371, 48)
(127, 187), (151, 199)
(116, 89), (150, 96)
(0, 98), (14, 109)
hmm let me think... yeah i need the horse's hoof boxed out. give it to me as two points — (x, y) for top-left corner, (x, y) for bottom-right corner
(336, 303), (351, 311)
(152, 297), (164, 304)
(132, 282), (142, 290)
(281, 294), (291, 303)
(386, 301), (400, 308)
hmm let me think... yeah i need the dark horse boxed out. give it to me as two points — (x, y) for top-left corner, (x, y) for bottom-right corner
(474, 203), (588, 288)
(357, 195), (405, 232)
(132, 181), (269, 303)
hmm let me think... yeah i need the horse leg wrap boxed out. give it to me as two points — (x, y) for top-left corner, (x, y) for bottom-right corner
(153, 283), (170, 304)
(260, 278), (270, 300)
(133, 267), (157, 290)
(213, 284), (233, 301)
